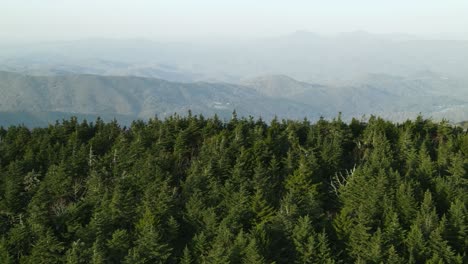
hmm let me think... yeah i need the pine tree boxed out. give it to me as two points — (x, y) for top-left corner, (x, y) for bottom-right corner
(65, 240), (85, 264)
(125, 208), (172, 264)
(242, 238), (266, 264)
(406, 224), (426, 263)
(291, 215), (316, 264)
(106, 229), (131, 263)
(284, 154), (322, 219)
(315, 231), (335, 264)
(446, 199), (467, 256)
(203, 226), (232, 264)
(180, 246), (192, 264)
(2, 162), (25, 214)
(427, 217), (459, 263)
(386, 245), (404, 264)
(291, 215), (334, 263)
(26, 230), (64, 264)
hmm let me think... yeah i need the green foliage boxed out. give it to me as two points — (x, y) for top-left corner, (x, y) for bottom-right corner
(291, 215), (335, 264)
(0, 237), (12, 264)
(0, 115), (466, 263)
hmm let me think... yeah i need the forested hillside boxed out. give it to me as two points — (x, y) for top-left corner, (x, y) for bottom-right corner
(1, 70), (468, 127)
(0, 114), (466, 263)
(0, 71), (315, 127)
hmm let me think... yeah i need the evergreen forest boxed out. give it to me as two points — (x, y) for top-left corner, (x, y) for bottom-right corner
(0, 114), (466, 263)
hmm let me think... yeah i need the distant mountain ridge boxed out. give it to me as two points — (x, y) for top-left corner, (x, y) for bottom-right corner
(0, 71), (314, 126)
(242, 74), (328, 97)
(1, 32), (468, 83)
(0, 71), (467, 126)
(244, 73), (468, 120)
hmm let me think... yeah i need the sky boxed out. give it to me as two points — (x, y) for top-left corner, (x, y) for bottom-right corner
(1, 0), (468, 42)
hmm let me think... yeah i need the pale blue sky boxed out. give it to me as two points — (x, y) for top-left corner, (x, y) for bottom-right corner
(1, 0), (468, 41)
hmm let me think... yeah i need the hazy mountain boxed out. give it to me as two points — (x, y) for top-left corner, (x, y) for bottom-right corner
(2, 31), (468, 125)
(0, 71), (466, 127)
(242, 74), (328, 97)
(242, 75), (335, 113)
(0, 71), (315, 126)
(0, 57), (202, 82)
(244, 73), (468, 121)
(1, 32), (468, 84)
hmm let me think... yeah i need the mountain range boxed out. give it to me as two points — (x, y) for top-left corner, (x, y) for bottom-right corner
(0, 70), (466, 126)
(1, 32), (467, 126)
(2, 31), (468, 83)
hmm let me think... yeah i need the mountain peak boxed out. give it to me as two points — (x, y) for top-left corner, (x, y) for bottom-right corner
(242, 74), (321, 97)
(244, 74), (299, 83)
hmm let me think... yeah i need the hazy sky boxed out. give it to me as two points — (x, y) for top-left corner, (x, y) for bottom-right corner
(1, 0), (468, 41)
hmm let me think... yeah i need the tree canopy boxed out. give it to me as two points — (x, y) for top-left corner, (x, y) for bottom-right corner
(0, 115), (466, 263)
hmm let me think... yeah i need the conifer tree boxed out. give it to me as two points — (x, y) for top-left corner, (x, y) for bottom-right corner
(125, 208), (172, 264)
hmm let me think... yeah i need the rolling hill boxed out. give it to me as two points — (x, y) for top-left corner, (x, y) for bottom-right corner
(0, 71), (314, 126)
(0, 71), (467, 126)
(243, 74), (468, 121)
